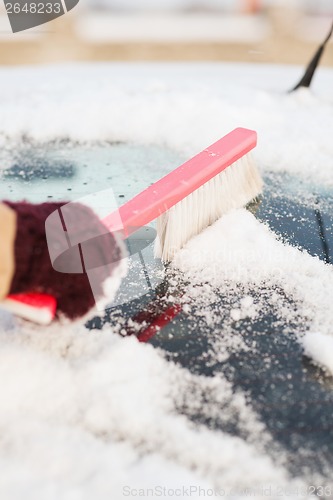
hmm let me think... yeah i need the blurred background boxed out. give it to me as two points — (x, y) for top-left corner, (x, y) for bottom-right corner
(0, 0), (331, 65)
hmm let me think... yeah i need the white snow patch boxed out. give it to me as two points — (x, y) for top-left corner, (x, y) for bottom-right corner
(302, 332), (333, 375)
(174, 209), (333, 336)
(0, 322), (300, 499)
(0, 63), (332, 186)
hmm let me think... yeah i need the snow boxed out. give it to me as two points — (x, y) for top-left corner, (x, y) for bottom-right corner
(174, 208), (333, 338)
(301, 332), (333, 374)
(1, 61), (333, 497)
(0, 62), (332, 186)
(0, 320), (302, 499)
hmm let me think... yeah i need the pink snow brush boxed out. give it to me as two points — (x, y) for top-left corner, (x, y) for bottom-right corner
(103, 127), (261, 261)
(1, 128), (262, 324)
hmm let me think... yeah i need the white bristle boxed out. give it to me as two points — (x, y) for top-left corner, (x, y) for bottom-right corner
(154, 153), (263, 262)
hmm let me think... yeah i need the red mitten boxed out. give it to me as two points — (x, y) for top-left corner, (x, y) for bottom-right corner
(3, 201), (124, 320)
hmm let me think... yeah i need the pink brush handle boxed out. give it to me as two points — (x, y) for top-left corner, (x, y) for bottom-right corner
(102, 127), (257, 236)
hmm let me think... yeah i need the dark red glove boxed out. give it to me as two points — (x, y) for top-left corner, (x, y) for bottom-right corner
(4, 201), (123, 320)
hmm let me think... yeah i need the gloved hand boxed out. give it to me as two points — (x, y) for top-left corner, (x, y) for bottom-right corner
(1, 201), (124, 320)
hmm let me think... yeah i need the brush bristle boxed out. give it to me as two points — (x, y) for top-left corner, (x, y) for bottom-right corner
(154, 153), (263, 262)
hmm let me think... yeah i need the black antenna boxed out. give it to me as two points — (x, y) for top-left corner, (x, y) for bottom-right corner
(290, 21), (333, 92)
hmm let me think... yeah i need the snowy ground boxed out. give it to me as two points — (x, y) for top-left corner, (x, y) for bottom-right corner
(0, 62), (333, 499)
